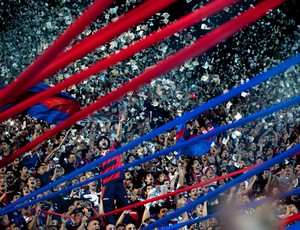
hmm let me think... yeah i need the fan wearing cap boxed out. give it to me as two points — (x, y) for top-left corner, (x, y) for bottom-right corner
(202, 166), (216, 185)
(98, 114), (130, 225)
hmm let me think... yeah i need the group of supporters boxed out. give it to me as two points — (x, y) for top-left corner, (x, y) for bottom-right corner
(1, 103), (300, 229)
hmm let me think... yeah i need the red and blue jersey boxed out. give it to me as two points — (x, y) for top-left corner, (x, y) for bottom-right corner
(100, 139), (124, 185)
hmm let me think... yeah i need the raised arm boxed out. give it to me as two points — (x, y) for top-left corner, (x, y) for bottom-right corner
(116, 113), (126, 142)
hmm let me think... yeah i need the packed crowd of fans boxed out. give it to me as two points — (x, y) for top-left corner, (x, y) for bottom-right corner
(1, 0), (300, 229)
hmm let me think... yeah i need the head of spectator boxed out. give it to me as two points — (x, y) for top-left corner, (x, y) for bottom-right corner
(116, 223), (126, 230)
(20, 204), (32, 218)
(74, 149), (83, 162)
(26, 175), (36, 192)
(85, 147), (95, 161)
(166, 162), (176, 175)
(139, 218), (156, 229)
(1, 147), (11, 160)
(125, 179), (133, 191)
(126, 154), (136, 164)
(47, 224), (59, 230)
(106, 223), (116, 230)
(173, 192), (188, 209)
(5, 168), (16, 189)
(241, 194), (250, 204)
(82, 201), (94, 218)
(125, 223), (136, 230)
(188, 188), (199, 202)
(10, 191), (22, 202)
(203, 166), (215, 180)
(0, 167), (5, 174)
(98, 136), (111, 151)
(124, 170), (133, 181)
(36, 162), (47, 176)
(79, 174), (87, 182)
(18, 164), (28, 181)
(143, 184), (154, 200)
(35, 177), (41, 189)
(8, 157), (20, 176)
(162, 179), (171, 192)
(143, 172), (154, 186)
(67, 153), (77, 165)
(1, 139), (10, 153)
(71, 177), (80, 186)
(132, 184), (141, 199)
(157, 206), (169, 219)
(157, 172), (167, 184)
(88, 179), (98, 191)
(191, 159), (202, 174)
(85, 170), (95, 179)
(21, 185), (30, 197)
(72, 208), (85, 226)
(188, 222), (202, 230)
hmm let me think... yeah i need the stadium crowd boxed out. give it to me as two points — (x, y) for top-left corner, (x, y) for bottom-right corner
(0, 0), (300, 229)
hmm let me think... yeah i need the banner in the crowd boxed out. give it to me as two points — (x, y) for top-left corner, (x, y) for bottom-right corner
(0, 83), (80, 124)
(176, 121), (217, 157)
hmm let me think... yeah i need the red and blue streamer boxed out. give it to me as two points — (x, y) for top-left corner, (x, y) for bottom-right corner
(0, 0), (288, 168)
(1, 74), (299, 216)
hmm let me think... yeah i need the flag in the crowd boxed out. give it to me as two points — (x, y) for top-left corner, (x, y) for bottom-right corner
(0, 83), (80, 124)
(175, 122), (190, 142)
(175, 121), (217, 157)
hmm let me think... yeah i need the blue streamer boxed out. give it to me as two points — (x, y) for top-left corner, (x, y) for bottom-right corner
(286, 220), (300, 230)
(0, 55), (299, 216)
(143, 143), (300, 230)
(161, 188), (300, 230)
(1, 93), (300, 216)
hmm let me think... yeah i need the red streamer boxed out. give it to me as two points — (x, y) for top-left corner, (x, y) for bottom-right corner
(0, 0), (285, 168)
(40, 210), (78, 220)
(0, 0), (114, 108)
(36, 164), (257, 220)
(0, 0), (240, 122)
(94, 164), (259, 219)
(277, 213), (300, 228)
(10, 0), (177, 101)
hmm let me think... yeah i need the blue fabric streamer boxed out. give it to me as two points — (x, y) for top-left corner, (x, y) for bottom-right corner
(286, 220), (300, 230)
(161, 188), (300, 230)
(1, 94), (300, 216)
(0, 55), (299, 216)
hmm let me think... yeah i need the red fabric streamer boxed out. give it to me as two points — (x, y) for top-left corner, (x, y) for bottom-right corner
(0, 0), (239, 122)
(31, 0), (177, 89)
(93, 164), (259, 219)
(36, 164), (257, 220)
(277, 213), (300, 228)
(40, 210), (78, 220)
(0, 0), (286, 168)
(0, 0), (114, 109)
